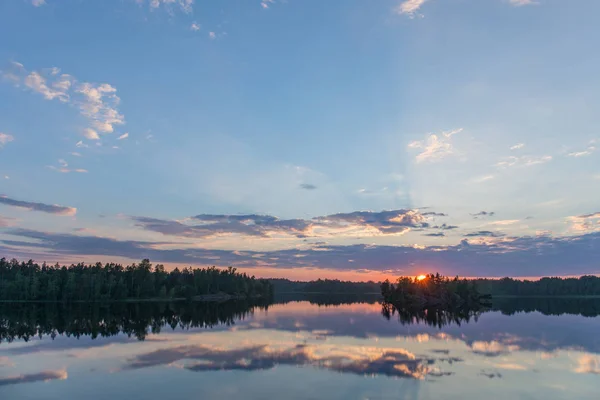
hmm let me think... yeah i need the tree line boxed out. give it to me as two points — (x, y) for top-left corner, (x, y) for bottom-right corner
(269, 278), (380, 294)
(0, 258), (273, 302)
(473, 276), (600, 296)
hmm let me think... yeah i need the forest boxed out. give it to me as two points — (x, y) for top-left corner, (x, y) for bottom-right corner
(269, 278), (380, 294)
(381, 273), (490, 310)
(0, 258), (273, 302)
(473, 276), (600, 296)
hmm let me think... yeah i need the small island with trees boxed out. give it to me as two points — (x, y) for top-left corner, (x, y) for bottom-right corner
(381, 273), (491, 310)
(0, 258), (273, 302)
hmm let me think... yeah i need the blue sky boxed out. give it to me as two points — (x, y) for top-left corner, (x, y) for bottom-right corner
(0, 0), (599, 279)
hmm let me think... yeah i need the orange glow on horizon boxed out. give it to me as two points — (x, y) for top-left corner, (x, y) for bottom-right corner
(417, 275), (427, 281)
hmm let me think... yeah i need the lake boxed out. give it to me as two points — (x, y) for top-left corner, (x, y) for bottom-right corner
(1, 297), (599, 399)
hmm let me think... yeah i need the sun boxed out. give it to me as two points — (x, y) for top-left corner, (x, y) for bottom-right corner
(417, 275), (427, 281)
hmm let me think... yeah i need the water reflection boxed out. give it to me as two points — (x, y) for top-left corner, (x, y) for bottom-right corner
(1, 297), (600, 399)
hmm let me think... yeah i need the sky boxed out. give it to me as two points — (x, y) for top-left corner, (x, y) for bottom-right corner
(0, 0), (599, 280)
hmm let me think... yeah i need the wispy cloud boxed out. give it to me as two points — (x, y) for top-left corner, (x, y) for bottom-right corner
(48, 159), (88, 174)
(190, 22), (200, 31)
(574, 355), (600, 375)
(510, 143), (525, 150)
(509, 0), (538, 6)
(408, 128), (463, 163)
(567, 143), (596, 158)
(31, 0), (46, 6)
(136, 0), (194, 13)
(471, 175), (495, 184)
(0, 133), (14, 148)
(0, 195), (76, 216)
(209, 32), (216, 40)
(261, 0), (275, 9)
(471, 211), (495, 219)
(117, 133), (129, 140)
(2, 62), (125, 138)
(495, 155), (552, 169)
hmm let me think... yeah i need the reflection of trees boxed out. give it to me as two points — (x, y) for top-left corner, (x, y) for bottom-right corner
(275, 293), (381, 307)
(381, 302), (484, 328)
(491, 297), (600, 317)
(0, 300), (270, 343)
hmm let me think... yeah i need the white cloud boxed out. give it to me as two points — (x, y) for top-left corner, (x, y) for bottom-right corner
(83, 128), (100, 140)
(3, 62), (125, 137)
(75, 82), (124, 133)
(395, 0), (429, 17)
(32, 0), (46, 6)
(75, 141), (89, 148)
(190, 22), (200, 31)
(471, 175), (495, 183)
(70, 152), (82, 157)
(490, 220), (520, 226)
(209, 32), (216, 39)
(48, 159), (88, 174)
(137, 0), (194, 13)
(509, 0), (538, 6)
(567, 144), (596, 158)
(0, 133), (14, 147)
(118, 133), (129, 140)
(261, 0), (275, 9)
(495, 155), (552, 169)
(24, 71), (70, 102)
(510, 143), (525, 150)
(408, 128), (463, 163)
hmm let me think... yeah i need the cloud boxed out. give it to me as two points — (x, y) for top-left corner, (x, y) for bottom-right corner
(567, 143), (596, 158)
(464, 231), (505, 238)
(209, 32), (216, 39)
(471, 211), (495, 219)
(0, 133), (14, 148)
(510, 143), (525, 150)
(70, 152), (82, 157)
(423, 232), (445, 237)
(117, 133), (129, 140)
(574, 355), (600, 375)
(47, 159), (88, 174)
(431, 224), (459, 230)
(133, 209), (433, 239)
(0, 215), (17, 228)
(395, 0), (429, 17)
(190, 22), (200, 31)
(83, 128), (100, 140)
(31, 0), (46, 6)
(408, 128), (463, 163)
(0, 370), (67, 387)
(261, 0), (275, 9)
(2, 62), (125, 137)
(472, 175), (495, 184)
(299, 183), (317, 190)
(567, 212), (600, 233)
(136, 0), (194, 13)
(495, 155), (552, 169)
(4, 226), (600, 277)
(509, 0), (538, 6)
(0, 195), (76, 216)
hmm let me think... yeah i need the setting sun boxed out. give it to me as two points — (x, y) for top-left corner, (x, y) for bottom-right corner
(417, 275), (427, 281)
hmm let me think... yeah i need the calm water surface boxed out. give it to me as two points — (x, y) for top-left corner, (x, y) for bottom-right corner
(1, 298), (599, 400)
